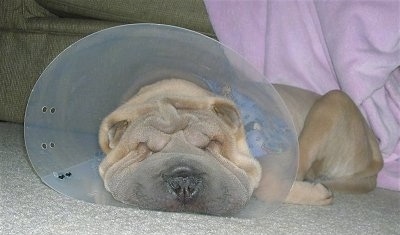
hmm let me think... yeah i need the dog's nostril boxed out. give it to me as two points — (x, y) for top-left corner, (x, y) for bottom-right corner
(167, 177), (202, 203)
(165, 174), (203, 204)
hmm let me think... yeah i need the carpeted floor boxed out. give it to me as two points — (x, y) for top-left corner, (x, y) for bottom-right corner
(1, 122), (399, 234)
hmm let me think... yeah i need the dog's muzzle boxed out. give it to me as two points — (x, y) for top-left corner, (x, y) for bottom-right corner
(163, 166), (204, 204)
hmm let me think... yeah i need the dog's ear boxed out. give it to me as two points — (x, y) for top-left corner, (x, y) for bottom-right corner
(107, 120), (129, 149)
(99, 118), (129, 154)
(212, 100), (241, 131)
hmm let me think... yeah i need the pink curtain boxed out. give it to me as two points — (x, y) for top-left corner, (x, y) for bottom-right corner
(205, 0), (400, 191)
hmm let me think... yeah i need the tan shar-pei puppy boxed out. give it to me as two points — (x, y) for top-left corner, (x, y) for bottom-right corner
(98, 79), (383, 216)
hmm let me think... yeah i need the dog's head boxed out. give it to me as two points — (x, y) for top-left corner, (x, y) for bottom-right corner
(98, 80), (261, 216)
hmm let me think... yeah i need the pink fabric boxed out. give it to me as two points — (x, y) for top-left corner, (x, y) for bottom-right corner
(205, 0), (400, 191)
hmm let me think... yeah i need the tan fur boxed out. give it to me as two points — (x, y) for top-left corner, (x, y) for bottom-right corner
(274, 85), (383, 205)
(99, 79), (383, 209)
(99, 79), (261, 194)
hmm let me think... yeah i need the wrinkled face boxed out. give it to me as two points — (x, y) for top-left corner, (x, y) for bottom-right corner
(98, 81), (261, 216)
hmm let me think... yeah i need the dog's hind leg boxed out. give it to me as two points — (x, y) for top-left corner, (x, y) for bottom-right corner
(319, 118), (383, 193)
(319, 152), (383, 193)
(286, 90), (383, 205)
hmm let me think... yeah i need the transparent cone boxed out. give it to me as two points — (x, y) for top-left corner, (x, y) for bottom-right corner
(24, 24), (298, 218)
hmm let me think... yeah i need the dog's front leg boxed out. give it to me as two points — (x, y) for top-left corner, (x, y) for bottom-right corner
(285, 181), (333, 205)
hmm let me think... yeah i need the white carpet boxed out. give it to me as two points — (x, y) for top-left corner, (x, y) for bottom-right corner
(1, 122), (399, 234)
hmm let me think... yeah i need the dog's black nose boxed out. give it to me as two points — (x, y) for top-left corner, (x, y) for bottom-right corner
(164, 166), (203, 204)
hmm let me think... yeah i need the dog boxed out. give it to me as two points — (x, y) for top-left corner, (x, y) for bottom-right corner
(98, 78), (383, 215)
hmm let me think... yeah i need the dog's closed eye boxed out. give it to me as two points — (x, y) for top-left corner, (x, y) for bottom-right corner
(204, 140), (222, 154)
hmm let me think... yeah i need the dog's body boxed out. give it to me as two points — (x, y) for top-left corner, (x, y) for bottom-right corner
(99, 79), (383, 215)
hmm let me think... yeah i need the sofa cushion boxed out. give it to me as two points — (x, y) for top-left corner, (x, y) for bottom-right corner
(1, 0), (215, 123)
(0, 18), (120, 123)
(34, 0), (215, 37)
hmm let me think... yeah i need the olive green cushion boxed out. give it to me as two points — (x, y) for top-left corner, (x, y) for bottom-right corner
(0, 0), (214, 123)
(35, 0), (214, 37)
(0, 23), (117, 123)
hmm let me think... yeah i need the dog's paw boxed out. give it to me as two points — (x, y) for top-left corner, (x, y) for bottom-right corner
(285, 181), (333, 206)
